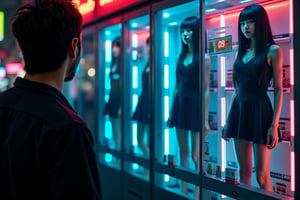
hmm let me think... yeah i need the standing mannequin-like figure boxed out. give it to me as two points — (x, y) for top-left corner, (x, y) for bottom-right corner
(168, 16), (211, 197)
(223, 4), (283, 191)
(132, 37), (151, 176)
(104, 37), (122, 151)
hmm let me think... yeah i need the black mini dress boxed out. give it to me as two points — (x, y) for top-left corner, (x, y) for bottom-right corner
(132, 63), (150, 124)
(168, 60), (200, 132)
(104, 64), (121, 118)
(225, 53), (280, 144)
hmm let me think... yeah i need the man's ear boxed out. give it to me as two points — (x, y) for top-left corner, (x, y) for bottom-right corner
(69, 37), (79, 58)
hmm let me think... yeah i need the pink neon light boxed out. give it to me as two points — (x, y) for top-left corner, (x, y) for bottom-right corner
(5, 63), (24, 74)
(291, 151), (295, 191)
(289, 0), (294, 34)
(290, 100), (295, 137)
(290, 49), (294, 86)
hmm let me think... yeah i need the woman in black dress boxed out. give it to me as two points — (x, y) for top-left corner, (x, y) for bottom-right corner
(132, 37), (150, 159)
(223, 4), (283, 191)
(168, 16), (211, 197)
(104, 37), (122, 150)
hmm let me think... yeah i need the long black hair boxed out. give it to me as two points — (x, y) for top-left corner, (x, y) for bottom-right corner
(178, 16), (199, 67)
(111, 36), (121, 71)
(233, 4), (275, 85)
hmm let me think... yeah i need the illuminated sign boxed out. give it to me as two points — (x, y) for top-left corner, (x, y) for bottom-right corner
(97, 0), (142, 18)
(0, 11), (4, 42)
(73, 0), (96, 24)
(5, 63), (24, 74)
(208, 35), (232, 55)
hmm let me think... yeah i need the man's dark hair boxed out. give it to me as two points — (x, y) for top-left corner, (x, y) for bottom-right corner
(11, 0), (82, 74)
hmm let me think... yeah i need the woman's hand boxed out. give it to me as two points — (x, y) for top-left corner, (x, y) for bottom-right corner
(222, 124), (230, 141)
(267, 125), (279, 149)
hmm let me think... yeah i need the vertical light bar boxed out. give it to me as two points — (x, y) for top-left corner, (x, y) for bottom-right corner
(164, 96), (169, 122)
(164, 32), (169, 57)
(133, 123), (138, 146)
(132, 34), (138, 48)
(220, 56), (226, 87)
(289, 0), (294, 34)
(290, 100), (295, 137)
(164, 129), (169, 155)
(290, 49), (294, 86)
(105, 121), (112, 138)
(105, 40), (112, 62)
(164, 64), (169, 89)
(220, 13), (225, 28)
(221, 97), (226, 171)
(291, 151), (295, 191)
(132, 94), (138, 112)
(0, 11), (4, 41)
(132, 66), (138, 89)
(105, 153), (113, 163)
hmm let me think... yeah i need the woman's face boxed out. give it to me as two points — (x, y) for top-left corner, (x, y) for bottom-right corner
(181, 27), (193, 45)
(112, 44), (120, 58)
(240, 19), (255, 39)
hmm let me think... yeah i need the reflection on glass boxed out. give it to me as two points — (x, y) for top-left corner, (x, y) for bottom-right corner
(99, 23), (122, 168)
(125, 15), (150, 178)
(205, 0), (293, 197)
(104, 36), (122, 152)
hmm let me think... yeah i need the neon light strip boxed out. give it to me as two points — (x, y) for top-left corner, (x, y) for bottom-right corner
(0, 11), (4, 41)
(290, 49), (294, 85)
(105, 153), (113, 162)
(133, 123), (137, 146)
(164, 129), (169, 155)
(132, 66), (138, 89)
(132, 94), (138, 112)
(220, 56), (226, 87)
(132, 34), (138, 48)
(221, 97), (226, 171)
(164, 32), (169, 57)
(164, 64), (169, 89)
(291, 151), (295, 191)
(290, 100), (295, 137)
(289, 0), (294, 34)
(164, 96), (169, 122)
(105, 40), (112, 62)
(220, 13), (225, 28)
(164, 175), (170, 182)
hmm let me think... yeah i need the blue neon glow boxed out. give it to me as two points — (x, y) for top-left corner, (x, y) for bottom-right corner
(105, 153), (113, 163)
(132, 23), (138, 28)
(105, 68), (111, 90)
(164, 32), (169, 57)
(239, 0), (253, 3)
(76, 63), (81, 74)
(163, 13), (170, 18)
(105, 40), (112, 63)
(133, 163), (139, 170)
(132, 66), (138, 89)
(164, 64), (169, 89)
(105, 30), (111, 36)
(164, 175), (170, 182)
(132, 34), (138, 48)
(132, 94), (138, 112)
(164, 96), (169, 122)
(168, 22), (178, 26)
(132, 50), (138, 61)
(164, 129), (169, 155)
(205, 8), (217, 13)
(133, 123), (137, 146)
(105, 121), (112, 138)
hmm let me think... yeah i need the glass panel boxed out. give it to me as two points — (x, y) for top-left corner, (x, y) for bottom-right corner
(63, 33), (97, 134)
(205, 0), (294, 198)
(123, 15), (150, 177)
(98, 23), (122, 169)
(154, 0), (203, 197)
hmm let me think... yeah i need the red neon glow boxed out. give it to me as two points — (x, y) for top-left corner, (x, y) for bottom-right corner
(289, 0), (293, 34)
(291, 151), (295, 191)
(97, 0), (141, 18)
(290, 100), (295, 137)
(5, 63), (24, 74)
(290, 49), (294, 85)
(73, 0), (95, 24)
